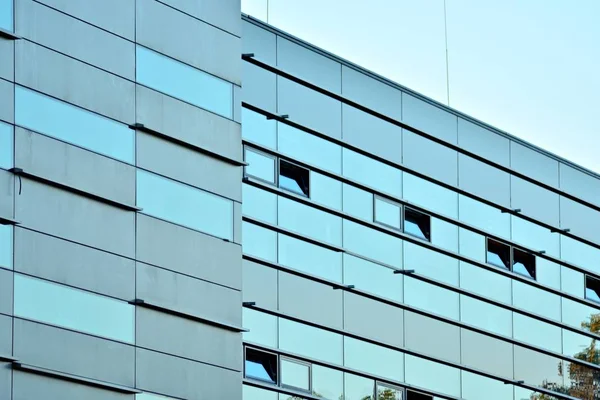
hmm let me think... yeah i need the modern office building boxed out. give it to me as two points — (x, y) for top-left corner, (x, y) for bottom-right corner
(1, 1), (600, 400)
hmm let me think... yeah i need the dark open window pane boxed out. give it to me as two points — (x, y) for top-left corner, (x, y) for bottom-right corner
(486, 238), (511, 270)
(279, 160), (310, 197)
(585, 275), (600, 304)
(406, 390), (432, 400)
(245, 347), (278, 384)
(404, 208), (431, 241)
(512, 248), (536, 280)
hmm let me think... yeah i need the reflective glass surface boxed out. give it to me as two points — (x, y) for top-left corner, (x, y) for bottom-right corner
(136, 393), (179, 400)
(376, 384), (403, 400)
(343, 253), (402, 302)
(486, 238), (511, 270)
(245, 148), (276, 183)
(344, 337), (404, 382)
(243, 222), (277, 262)
(431, 218), (458, 253)
(561, 266), (584, 298)
(310, 171), (342, 210)
(459, 195), (510, 239)
(0, 0), (12, 31)
(562, 329), (600, 365)
(535, 258), (561, 291)
(560, 235), (600, 276)
(242, 184), (277, 224)
(561, 298), (599, 333)
(511, 216), (559, 258)
(242, 108), (276, 149)
(245, 347), (278, 384)
(403, 208), (430, 241)
(343, 183), (373, 221)
(512, 248), (536, 280)
(0, 224), (12, 270)
(243, 308), (278, 347)
(513, 313), (561, 353)
(405, 277), (459, 320)
(278, 123), (342, 174)
(278, 233), (342, 282)
(137, 170), (233, 240)
(312, 365), (343, 399)
(344, 373), (375, 400)
(404, 242), (458, 286)
(461, 371), (512, 400)
(459, 261), (512, 304)
(460, 295), (512, 337)
(343, 220), (403, 268)
(0, 122), (12, 169)
(563, 360), (600, 398)
(15, 86), (134, 163)
(280, 358), (310, 391)
(512, 281), (561, 321)
(458, 228), (486, 263)
(343, 148), (402, 197)
(14, 274), (134, 342)
(405, 355), (460, 398)
(374, 197), (401, 229)
(136, 46), (232, 118)
(279, 161), (309, 197)
(586, 275), (600, 304)
(278, 197), (342, 246)
(243, 385), (278, 400)
(279, 318), (343, 365)
(403, 173), (458, 218)
(513, 346), (564, 390)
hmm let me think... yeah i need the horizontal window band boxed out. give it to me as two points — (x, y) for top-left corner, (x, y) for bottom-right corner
(0, 27), (21, 40)
(10, 167), (141, 212)
(0, 216), (20, 225)
(130, 123), (247, 167)
(241, 55), (600, 222)
(241, 265), (600, 373)
(130, 298), (248, 333)
(243, 378), (323, 400)
(242, 101), (600, 259)
(11, 362), (142, 394)
(0, 354), (17, 362)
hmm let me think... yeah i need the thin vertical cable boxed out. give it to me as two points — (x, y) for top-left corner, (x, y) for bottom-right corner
(443, 0), (451, 106)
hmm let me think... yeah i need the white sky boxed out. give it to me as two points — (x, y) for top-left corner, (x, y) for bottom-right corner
(242, 0), (600, 174)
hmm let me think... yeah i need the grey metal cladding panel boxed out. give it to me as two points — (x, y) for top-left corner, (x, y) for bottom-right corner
(0, 79), (13, 124)
(242, 62), (276, 113)
(136, 307), (242, 371)
(277, 37), (341, 94)
(13, 319), (135, 386)
(457, 118), (509, 167)
(242, 259), (277, 310)
(233, 84), (241, 123)
(15, 128), (136, 205)
(342, 104), (402, 164)
(0, 269), (12, 316)
(0, 314), (11, 356)
(242, 20), (276, 65)
(343, 292), (403, 348)
(136, 131), (241, 202)
(510, 176), (559, 226)
(0, 39), (14, 81)
(15, 178), (135, 257)
(559, 163), (600, 207)
(16, 41), (135, 123)
(404, 311), (460, 363)
(136, 214), (242, 290)
(33, 0), (135, 39)
(403, 130), (458, 186)
(136, 262), (242, 326)
(458, 154), (511, 207)
(277, 76), (342, 140)
(402, 93), (458, 145)
(13, 371), (133, 400)
(136, 0), (240, 85)
(136, 85), (242, 161)
(510, 141), (559, 188)
(0, 362), (10, 400)
(233, 201), (242, 244)
(0, 169), (14, 220)
(15, 0), (135, 80)
(560, 196), (600, 244)
(14, 228), (135, 300)
(158, 0), (241, 37)
(136, 348), (241, 400)
(278, 271), (343, 330)
(341, 65), (402, 120)
(460, 329), (513, 379)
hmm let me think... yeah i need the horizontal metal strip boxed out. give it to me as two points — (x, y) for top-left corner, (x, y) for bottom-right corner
(130, 122), (247, 167)
(243, 254), (600, 371)
(11, 362), (141, 394)
(0, 216), (20, 225)
(130, 298), (247, 332)
(0, 354), (17, 362)
(242, 378), (323, 400)
(0, 27), (21, 40)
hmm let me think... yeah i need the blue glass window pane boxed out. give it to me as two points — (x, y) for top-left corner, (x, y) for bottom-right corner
(344, 373), (374, 400)
(136, 393), (178, 400)
(459, 228), (486, 263)
(242, 108), (276, 149)
(535, 258), (560, 291)
(242, 184), (277, 224)
(405, 277), (459, 320)
(342, 148), (402, 198)
(461, 371), (513, 400)
(513, 313), (561, 353)
(277, 123), (342, 174)
(404, 242), (458, 286)
(511, 216), (559, 258)
(243, 308), (278, 348)
(405, 355), (461, 397)
(562, 298), (598, 333)
(279, 318), (343, 365)
(560, 235), (600, 276)
(343, 253), (402, 302)
(343, 220), (402, 268)
(280, 358), (310, 391)
(245, 348), (277, 384)
(431, 217), (458, 253)
(460, 295), (512, 337)
(136, 46), (232, 118)
(374, 197), (401, 229)
(243, 386), (278, 400)
(312, 365), (343, 400)
(344, 337), (404, 382)
(0, 0), (12, 31)
(278, 197), (342, 246)
(561, 266), (584, 298)
(278, 234), (342, 282)
(15, 86), (134, 163)
(137, 170), (233, 240)
(403, 173), (458, 218)
(460, 261), (511, 304)
(245, 148), (276, 183)
(459, 195), (510, 239)
(0, 224), (11, 270)
(513, 280), (561, 321)
(14, 274), (134, 342)
(0, 122), (12, 169)
(342, 183), (373, 221)
(310, 171), (342, 211)
(242, 222), (277, 262)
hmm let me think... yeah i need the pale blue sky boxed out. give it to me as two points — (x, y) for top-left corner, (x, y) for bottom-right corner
(242, 0), (600, 174)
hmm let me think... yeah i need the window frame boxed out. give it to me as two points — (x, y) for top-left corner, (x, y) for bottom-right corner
(244, 346), (280, 386)
(374, 195), (402, 231)
(278, 158), (311, 198)
(403, 206), (432, 242)
(485, 237), (537, 280)
(585, 274), (600, 304)
(279, 356), (313, 393)
(244, 146), (277, 185)
(485, 237), (512, 271)
(376, 381), (405, 399)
